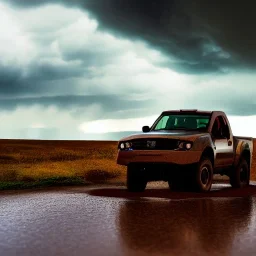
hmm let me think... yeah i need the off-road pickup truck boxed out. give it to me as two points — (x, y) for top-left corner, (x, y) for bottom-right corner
(116, 110), (253, 192)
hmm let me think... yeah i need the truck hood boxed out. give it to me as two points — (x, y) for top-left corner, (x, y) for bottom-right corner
(119, 130), (209, 142)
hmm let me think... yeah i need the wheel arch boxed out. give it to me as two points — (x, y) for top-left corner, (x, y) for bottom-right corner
(200, 147), (214, 167)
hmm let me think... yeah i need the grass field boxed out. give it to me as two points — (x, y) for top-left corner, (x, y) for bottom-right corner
(0, 139), (255, 190)
(0, 139), (126, 189)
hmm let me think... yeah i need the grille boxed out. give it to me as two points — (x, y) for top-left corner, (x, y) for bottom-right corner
(130, 138), (178, 150)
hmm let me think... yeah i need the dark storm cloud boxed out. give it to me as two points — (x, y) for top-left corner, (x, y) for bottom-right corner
(29, 62), (85, 81)
(0, 61), (89, 96)
(0, 94), (152, 114)
(226, 105), (256, 116)
(5, 0), (256, 73)
(216, 101), (256, 117)
(0, 65), (24, 94)
(62, 50), (115, 68)
(2, 0), (61, 7)
(0, 65), (48, 96)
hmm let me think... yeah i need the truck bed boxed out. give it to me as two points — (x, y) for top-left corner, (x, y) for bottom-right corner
(233, 136), (254, 141)
(233, 135), (253, 171)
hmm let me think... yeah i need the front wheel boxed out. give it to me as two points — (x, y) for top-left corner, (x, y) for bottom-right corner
(230, 158), (250, 188)
(127, 165), (147, 192)
(194, 158), (213, 192)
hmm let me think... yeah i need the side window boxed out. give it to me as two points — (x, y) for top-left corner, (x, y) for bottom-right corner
(155, 116), (169, 130)
(212, 116), (230, 139)
(197, 118), (208, 129)
(211, 116), (222, 138)
(220, 116), (230, 139)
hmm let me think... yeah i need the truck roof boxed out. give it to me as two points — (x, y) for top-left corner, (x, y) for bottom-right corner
(162, 109), (213, 115)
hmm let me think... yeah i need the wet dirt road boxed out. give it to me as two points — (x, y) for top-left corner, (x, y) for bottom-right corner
(1, 182), (256, 256)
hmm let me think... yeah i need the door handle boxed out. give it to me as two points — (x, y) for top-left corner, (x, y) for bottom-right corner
(228, 140), (232, 146)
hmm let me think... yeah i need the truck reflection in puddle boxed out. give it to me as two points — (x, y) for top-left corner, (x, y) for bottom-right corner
(117, 197), (254, 255)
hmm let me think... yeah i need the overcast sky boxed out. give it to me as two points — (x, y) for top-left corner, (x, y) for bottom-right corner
(0, 0), (256, 140)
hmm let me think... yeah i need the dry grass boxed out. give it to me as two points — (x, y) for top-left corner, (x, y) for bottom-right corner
(0, 138), (255, 187)
(0, 139), (126, 184)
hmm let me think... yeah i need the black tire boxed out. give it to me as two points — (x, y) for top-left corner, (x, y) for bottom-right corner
(168, 179), (178, 190)
(230, 158), (250, 188)
(168, 180), (172, 189)
(168, 175), (185, 191)
(127, 165), (147, 192)
(168, 167), (193, 191)
(194, 157), (213, 192)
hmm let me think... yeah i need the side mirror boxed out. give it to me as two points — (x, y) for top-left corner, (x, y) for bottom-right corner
(142, 126), (150, 132)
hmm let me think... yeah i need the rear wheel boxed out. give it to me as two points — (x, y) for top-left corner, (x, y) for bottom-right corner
(127, 165), (147, 192)
(230, 158), (250, 188)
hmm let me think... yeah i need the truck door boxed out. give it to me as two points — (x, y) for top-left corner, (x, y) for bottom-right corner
(211, 116), (234, 167)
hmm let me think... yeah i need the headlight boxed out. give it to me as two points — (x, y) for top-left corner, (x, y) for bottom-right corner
(125, 142), (132, 148)
(185, 143), (192, 149)
(177, 141), (193, 150)
(119, 141), (132, 150)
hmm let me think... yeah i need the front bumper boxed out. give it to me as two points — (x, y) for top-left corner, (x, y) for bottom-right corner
(116, 150), (202, 166)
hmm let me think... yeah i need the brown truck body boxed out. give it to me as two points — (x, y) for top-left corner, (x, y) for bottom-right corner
(116, 110), (253, 192)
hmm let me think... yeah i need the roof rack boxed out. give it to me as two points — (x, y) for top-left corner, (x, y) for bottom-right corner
(180, 109), (198, 112)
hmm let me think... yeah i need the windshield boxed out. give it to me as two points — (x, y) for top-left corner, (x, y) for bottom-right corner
(152, 114), (211, 131)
